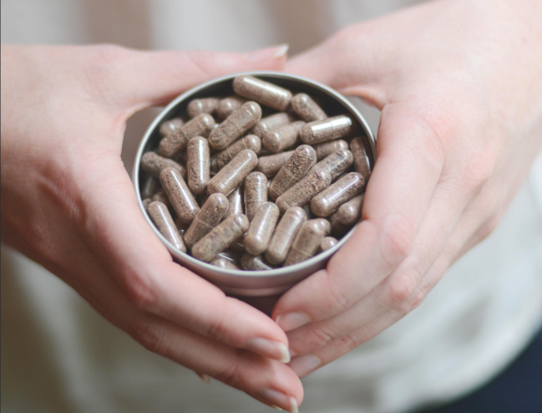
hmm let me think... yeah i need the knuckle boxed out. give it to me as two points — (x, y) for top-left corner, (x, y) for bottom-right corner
(476, 213), (502, 243)
(205, 302), (230, 342)
(336, 334), (359, 354)
(305, 322), (336, 349)
(129, 318), (169, 355)
(378, 214), (415, 268)
(384, 268), (421, 308)
(214, 351), (242, 387)
(122, 270), (160, 312)
(396, 287), (427, 317)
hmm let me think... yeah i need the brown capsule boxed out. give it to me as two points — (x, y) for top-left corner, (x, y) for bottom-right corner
(255, 151), (294, 177)
(300, 115), (357, 145)
(159, 167), (200, 225)
(141, 152), (187, 179)
(152, 190), (171, 209)
(350, 136), (372, 182)
(310, 150), (354, 180)
(225, 185), (244, 218)
(262, 121), (306, 153)
(142, 198), (152, 210)
(216, 95), (246, 119)
(284, 220), (326, 266)
(291, 93), (327, 122)
(211, 257), (240, 270)
(275, 169), (332, 213)
(311, 172), (366, 217)
(186, 136), (210, 195)
(208, 102), (262, 150)
(174, 217), (189, 232)
(314, 139), (349, 161)
(210, 134), (261, 172)
(187, 97), (220, 118)
(158, 114), (215, 158)
(268, 145), (317, 200)
(147, 201), (186, 253)
(192, 214), (249, 262)
(229, 237), (246, 254)
(314, 218), (332, 236)
(329, 210), (352, 237)
(265, 206), (307, 265)
(141, 175), (159, 199)
(244, 202), (280, 255)
(244, 171), (268, 221)
(207, 149), (258, 196)
(233, 75), (292, 111)
(184, 193), (229, 249)
(159, 118), (184, 137)
(320, 236), (338, 252)
(251, 112), (293, 138)
(338, 193), (364, 226)
(240, 253), (274, 271)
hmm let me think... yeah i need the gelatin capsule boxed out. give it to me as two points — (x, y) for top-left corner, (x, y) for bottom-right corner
(192, 214), (249, 262)
(350, 136), (372, 182)
(216, 95), (246, 119)
(275, 169), (332, 213)
(320, 236), (338, 252)
(225, 184), (244, 218)
(244, 202), (280, 255)
(268, 144), (317, 200)
(211, 257), (240, 270)
(240, 253), (274, 271)
(207, 149), (258, 196)
(310, 150), (354, 180)
(142, 198), (152, 210)
(147, 201), (186, 253)
(284, 220), (326, 266)
(314, 218), (332, 236)
(233, 75), (292, 111)
(152, 190), (172, 209)
(158, 113), (215, 158)
(311, 172), (366, 217)
(291, 93), (327, 122)
(300, 115), (357, 145)
(184, 193), (229, 249)
(255, 151), (294, 177)
(187, 136), (210, 195)
(208, 101), (262, 150)
(265, 206), (307, 265)
(159, 118), (184, 137)
(159, 167), (200, 224)
(141, 152), (187, 179)
(187, 97), (220, 118)
(262, 120), (306, 153)
(314, 139), (349, 161)
(210, 134), (261, 172)
(244, 171), (268, 221)
(338, 193), (364, 226)
(251, 112), (292, 138)
(329, 210), (352, 237)
(141, 175), (159, 199)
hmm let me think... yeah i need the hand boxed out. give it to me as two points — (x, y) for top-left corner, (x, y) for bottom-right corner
(1, 43), (303, 411)
(274, 0), (542, 377)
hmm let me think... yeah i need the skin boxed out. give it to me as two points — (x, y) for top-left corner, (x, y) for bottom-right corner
(271, 0), (542, 381)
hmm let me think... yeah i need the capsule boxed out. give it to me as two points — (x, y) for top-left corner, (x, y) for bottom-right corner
(141, 175), (159, 199)
(152, 190), (171, 209)
(244, 202), (280, 255)
(158, 113), (215, 158)
(207, 149), (258, 196)
(251, 112), (292, 138)
(141, 152), (187, 179)
(216, 95), (246, 119)
(275, 169), (332, 213)
(208, 102), (262, 150)
(185, 136), (210, 195)
(262, 121), (306, 153)
(233, 75), (292, 111)
(183, 193), (229, 249)
(244, 171), (268, 221)
(350, 136), (372, 182)
(329, 210), (352, 237)
(320, 236), (338, 252)
(187, 97), (220, 118)
(225, 184), (244, 218)
(147, 201), (186, 253)
(210, 134), (261, 172)
(291, 93), (327, 122)
(310, 150), (354, 180)
(142, 198), (152, 210)
(211, 257), (240, 270)
(240, 253), (274, 271)
(314, 139), (349, 160)
(265, 206), (307, 265)
(284, 220), (326, 266)
(268, 145), (317, 200)
(159, 118), (184, 138)
(191, 214), (249, 262)
(338, 193), (364, 226)
(311, 172), (366, 217)
(300, 115), (357, 145)
(255, 151), (294, 177)
(159, 167), (200, 224)
(314, 218), (332, 236)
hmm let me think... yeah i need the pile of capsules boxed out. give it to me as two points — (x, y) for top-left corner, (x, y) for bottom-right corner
(139, 75), (372, 271)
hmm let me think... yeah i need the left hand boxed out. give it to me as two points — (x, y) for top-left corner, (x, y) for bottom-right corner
(273, 0), (542, 377)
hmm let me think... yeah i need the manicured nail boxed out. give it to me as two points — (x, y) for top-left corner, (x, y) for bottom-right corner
(245, 338), (291, 363)
(275, 312), (311, 332)
(261, 389), (298, 413)
(244, 44), (289, 62)
(195, 371), (211, 385)
(289, 354), (322, 378)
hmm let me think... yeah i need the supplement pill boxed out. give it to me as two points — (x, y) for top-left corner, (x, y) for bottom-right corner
(184, 193), (229, 249)
(320, 236), (338, 252)
(159, 167), (200, 224)
(141, 175), (159, 199)
(284, 220), (326, 266)
(255, 151), (294, 177)
(338, 193), (364, 226)
(147, 201), (186, 253)
(152, 190), (172, 209)
(244, 202), (280, 255)
(300, 115), (357, 145)
(159, 118), (184, 137)
(225, 185), (244, 218)
(158, 113), (214, 158)
(314, 139), (349, 160)
(211, 257), (240, 270)
(329, 210), (351, 237)
(210, 134), (261, 172)
(187, 97), (220, 118)
(142, 198), (152, 210)
(291, 93), (327, 122)
(275, 169), (332, 213)
(265, 206), (307, 265)
(314, 218), (332, 236)
(233, 75), (292, 111)
(350, 136), (372, 182)
(141, 152), (187, 179)
(244, 171), (268, 221)
(240, 253), (274, 271)
(208, 101), (262, 150)
(262, 120), (306, 153)
(207, 149), (258, 196)
(252, 112), (292, 138)
(310, 150), (354, 180)
(311, 172), (366, 217)
(186, 136), (210, 195)
(216, 95), (246, 119)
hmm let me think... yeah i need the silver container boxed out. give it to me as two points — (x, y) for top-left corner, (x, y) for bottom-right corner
(133, 71), (376, 298)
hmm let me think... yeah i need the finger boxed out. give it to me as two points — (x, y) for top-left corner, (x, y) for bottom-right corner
(273, 103), (444, 330)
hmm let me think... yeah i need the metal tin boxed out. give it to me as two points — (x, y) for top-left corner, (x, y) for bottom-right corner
(133, 71), (376, 297)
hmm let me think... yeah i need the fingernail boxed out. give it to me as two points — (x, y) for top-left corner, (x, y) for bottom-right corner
(289, 354), (322, 378)
(275, 312), (311, 332)
(245, 338), (291, 363)
(261, 389), (298, 413)
(195, 371), (211, 385)
(244, 43), (289, 62)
